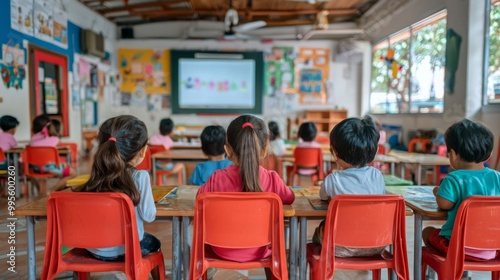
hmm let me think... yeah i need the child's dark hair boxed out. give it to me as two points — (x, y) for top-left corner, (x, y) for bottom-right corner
(76, 115), (148, 205)
(298, 122), (317, 142)
(330, 117), (380, 167)
(159, 118), (174, 136)
(0, 115), (19, 131)
(32, 114), (57, 136)
(51, 119), (61, 137)
(227, 115), (268, 192)
(200, 125), (226, 156)
(444, 119), (493, 163)
(268, 121), (280, 141)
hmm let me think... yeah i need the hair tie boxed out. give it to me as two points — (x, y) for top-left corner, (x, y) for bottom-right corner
(41, 123), (50, 137)
(108, 137), (117, 142)
(242, 122), (253, 129)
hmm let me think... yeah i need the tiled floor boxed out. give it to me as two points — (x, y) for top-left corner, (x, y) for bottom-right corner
(0, 157), (493, 279)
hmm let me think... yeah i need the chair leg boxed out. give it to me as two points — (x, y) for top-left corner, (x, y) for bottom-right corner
(421, 262), (427, 280)
(372, 269), (381, 280)
(492, 271), (500, 280)
(156, 174), (163, 185)
(151, 266), (161, 280)
(76, 272), (89, 279)
(177, 171), (182, 185)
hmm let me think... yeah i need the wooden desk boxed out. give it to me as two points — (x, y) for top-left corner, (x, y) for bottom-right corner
(16, 185), (296, 280)
(386, 185), (446, 280)
(374, 154), (400, 175)
(172, 142), (201, 149)
(5, 146), (72, 198)
(152, 149), (207, 184)
(388, 150), (450, 185)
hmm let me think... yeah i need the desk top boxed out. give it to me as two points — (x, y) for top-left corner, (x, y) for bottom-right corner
(16, 185), (295, 217)
(388, 150), (449, 165)
(152, 149), (207, 161)
(386, 185), (446, 218)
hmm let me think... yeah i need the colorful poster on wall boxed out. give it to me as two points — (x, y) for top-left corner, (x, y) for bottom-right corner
(52, 7), (68, 48)
(11, 0), (34, 36)
(34, 0), (54, 43)
(1, 44), (26, 90)
(264, 46), (295, 95)
(118, 49), (171, 94)
(297, 47), (330, 104)
(44, 78), (58, 114)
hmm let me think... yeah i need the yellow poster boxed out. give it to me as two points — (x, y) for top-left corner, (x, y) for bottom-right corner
(118, 48), (171, 94)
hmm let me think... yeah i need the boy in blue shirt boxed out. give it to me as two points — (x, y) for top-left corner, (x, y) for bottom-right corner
(423, 119), (500, 260)
(190, 125), (232, 185)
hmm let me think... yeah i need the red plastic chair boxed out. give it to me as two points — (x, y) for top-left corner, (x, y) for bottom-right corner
(148, 144), (183, 185)
(189, 192), (288, 280)
(136, 147), (152, 171)
(0, 148), (7, 180)
(287, 147), (324, 186)
(432, 145), (449, 185)
(41, 192), (165, 280)
(22, 146), (61, 195)
(58, 142), (78, 169)
(262, 154), (282, 177)
(408, 138), (432, 153)
(306, 195), (409, 280)
(421, 196), (500, 280)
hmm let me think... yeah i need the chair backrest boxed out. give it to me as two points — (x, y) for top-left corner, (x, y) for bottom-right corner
(319, 195), (409, 279)
(445, 196), (500, 278)
(377, 144), (386, 155)
(43, 192), (143, 278)
(292, 147), (324, 179)
(23, 146), (61, 176)
(191, 192), (287, 279)
(0, 147), (6, 162)
(148, 144), (167, 155)
(262, 154), (279, 173)
(136, 148), (152, 171)
(408, 138), (432, 153)
(437, 145), (447, 157)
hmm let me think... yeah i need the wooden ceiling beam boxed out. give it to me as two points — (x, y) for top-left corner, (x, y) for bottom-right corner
(249, 9), (358, 16)
(100, 1), (185, 15)
(132, 8), (357, 17)
(265, 19), (315, 27)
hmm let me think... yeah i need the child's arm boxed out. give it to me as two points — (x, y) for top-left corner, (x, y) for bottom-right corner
(433, 186), (455, 210)
(319, 181), (330, 201)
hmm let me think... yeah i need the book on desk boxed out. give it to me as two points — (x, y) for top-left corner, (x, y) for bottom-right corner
(152, 186), (178, 205)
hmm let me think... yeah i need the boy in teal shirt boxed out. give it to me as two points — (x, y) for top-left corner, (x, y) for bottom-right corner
(190, 125), (232, 185)
(423, 119), (500, 260)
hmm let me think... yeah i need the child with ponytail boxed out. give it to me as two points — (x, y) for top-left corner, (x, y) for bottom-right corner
(75, 115), (161, 261)
(197, 115), (295, 264)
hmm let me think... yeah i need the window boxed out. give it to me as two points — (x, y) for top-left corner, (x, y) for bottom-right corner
(486, 0), (500, 104)
(370, 11), (447, 114)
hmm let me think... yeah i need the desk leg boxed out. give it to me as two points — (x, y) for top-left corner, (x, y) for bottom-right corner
(391, 163), (395, 176)
(299, 217), (307, 280)
(152, 157), (157, 185)
(172, 217), (181, 280)
(401, 164), (405, 179)
(289, 216), (298, 280)
(417, 164), (422, 185)
(27, 216), (36, 280)
(414, 213), (423, 280)
(182, 216), (191, 280)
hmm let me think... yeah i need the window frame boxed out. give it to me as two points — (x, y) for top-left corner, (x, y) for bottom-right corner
(369, 10), (447, 115)
(483, 0), (500, 108)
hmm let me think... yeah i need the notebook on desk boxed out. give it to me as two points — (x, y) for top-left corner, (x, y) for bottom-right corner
(152, 186), (178, 205)
(308, 197), (329, 210)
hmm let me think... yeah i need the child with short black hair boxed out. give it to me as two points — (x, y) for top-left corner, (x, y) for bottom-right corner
(313, 117), (386, 257)
(268, 121), (286, 156)
(423, 119), (500, 260)
(149, 118), (174, 150)
(0, 115), (19, 152)
(297, 121), (320, 148)
(189, 125), (232, 185)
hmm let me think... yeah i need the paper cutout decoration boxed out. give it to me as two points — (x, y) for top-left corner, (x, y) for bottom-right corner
(380, 48), (403, 79)
(1, 44), (26, 89)
(445, 28), (462, 94)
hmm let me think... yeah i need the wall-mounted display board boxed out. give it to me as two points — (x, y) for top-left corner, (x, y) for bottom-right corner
(118, 48), (171, 94)
(297, 47), (330, 104)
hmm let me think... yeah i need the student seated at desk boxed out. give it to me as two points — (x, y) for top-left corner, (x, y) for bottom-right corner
(268, 121), (286, 156)
(297, 121), (320, 148)
(197, 115), (294, 277)
(75, 115), (161, 261)
(189, 125), (232, 185)
(149, 118), (184, 173)
(423, 119), (500, 260)
(313, 117), (386, 257)
(28, 114), (76, 193)
(0, 115), (19, 169)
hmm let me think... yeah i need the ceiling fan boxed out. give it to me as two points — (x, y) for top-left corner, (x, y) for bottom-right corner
(186, 0), (266, 39)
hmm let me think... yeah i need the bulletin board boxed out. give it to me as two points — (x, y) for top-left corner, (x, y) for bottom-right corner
(264, 46), (295, 95)
(297, 47), (330, 104)
(118, 49), (171, 94)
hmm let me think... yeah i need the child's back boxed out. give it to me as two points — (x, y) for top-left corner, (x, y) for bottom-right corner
(297, 121), (320, 148)
(190, 125), (232, 185)
(0, 115), (19, 152)
(149, 118), (174, 150)
(29, 115), (59, 147)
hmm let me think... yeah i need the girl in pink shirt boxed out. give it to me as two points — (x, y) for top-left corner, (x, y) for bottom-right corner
(197, 115), (295, 271)
(149, 118), (174, 150)
(28, 115), (76, 193)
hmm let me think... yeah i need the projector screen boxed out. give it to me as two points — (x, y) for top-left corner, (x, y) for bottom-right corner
(178, 59), (255, 109)
(171, 50), (264, 114)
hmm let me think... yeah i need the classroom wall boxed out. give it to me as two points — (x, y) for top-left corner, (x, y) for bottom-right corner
(105, 39), (368, 137)
(0, 0), (116, 147)
(359, 0), (500, 166)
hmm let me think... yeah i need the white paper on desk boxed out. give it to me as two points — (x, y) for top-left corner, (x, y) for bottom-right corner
(406, 187), (435, 202)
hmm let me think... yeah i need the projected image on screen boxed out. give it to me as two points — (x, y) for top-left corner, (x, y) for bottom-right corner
(179, 59), (255, 109)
